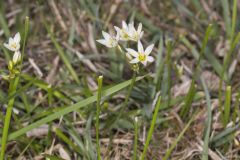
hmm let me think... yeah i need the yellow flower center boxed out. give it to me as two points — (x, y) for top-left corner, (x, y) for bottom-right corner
(133, 33), (138, 41)
(108, 38), (116, 47)
(138, 53), (146, 61)
(11, 43), (17, 49)
(121, 30), (129, 39)
(123, 33), (129, 39)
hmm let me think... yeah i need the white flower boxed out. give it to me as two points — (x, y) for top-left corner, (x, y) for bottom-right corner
(128, 22), (144, 41)
(114, 21), (144, 41)
(114, 21), (131, 41)
(126, 41), (154, 66)
(12, 51), (21, 64)
(135, 117), (138, 122)
(4, 32), (21, 52)
(96, 31), (118, 48)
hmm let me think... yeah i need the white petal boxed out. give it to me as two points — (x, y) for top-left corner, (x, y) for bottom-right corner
(14, 32), (21, 43)
(130, 21), (134, 26)
(126, 53), (132, 60)
(96, 39), (107, 46)
(110, 39), (118, 47)
(114, 27), (121, 41)
(115, 31), (120, 41)
(128, 23), (135, 35)
(122, 21), (128, 29)
(102, 31), (110, 39)
(129, 22), (134, 30)
(126, 48), (138, 57)
(13, 51), (21, 64)
(147, 56), (154, 62)
(15, 44), (20, 51)
(3, 43), (13, 51)
(138, 41), (144, 53)
(145, 44), (154, 55)
(130, 58), (139, 64)
(141, 60), (147, 66)
(9, 37), (14, 44)
(139, 31), (144, 39)
(114, 26), (121, 32)
(137, 23), (142, 33)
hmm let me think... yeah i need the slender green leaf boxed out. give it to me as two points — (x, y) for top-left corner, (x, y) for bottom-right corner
(200, 77), (212, 160)
(5, 75), (145, 141)
(141, 96), (161, 160)
(223, 86), (231, 127)
(96, 76), (103, 160)
(44, 22), (80, 84)
(221, 0), (231, 38)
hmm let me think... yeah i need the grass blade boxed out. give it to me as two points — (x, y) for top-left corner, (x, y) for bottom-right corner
(154, 35), (164, 92)
(180, 81), (196, 118)
(230, 0), (238, 41)
(200, 77), (212, 160)
(44, 22), (80, 84)
(141, 96), (161, 160)
(166, 41), (173, 108)
(218, 0), (239, 116)
(0, 11), (10, 37)
(54, 127), (82, 154)
(221, 0), (231, 38)
(223, 86), (231, 127)
(180, 24), (212, 119)
(133, 117), (138, 160)
(96, 76), (103, 160)
(5, 75), (145, 141)
(210, 124), (240, 147)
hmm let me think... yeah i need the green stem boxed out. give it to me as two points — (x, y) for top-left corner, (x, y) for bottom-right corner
(221, 0), (231, 38)
(219, 0), (238, 122)
(96, 76), (103, 160)
(233, 91), (240, 123)
(0, 79), (17, 159)
(54, 128), (81, 154)
(103, 72), (137, 130)
(116, 72), (137, 121)
(166, 41), (173, 108)
(141, 96), (161, 160)
(218, 33), (240, 121)
(201, 77), (212, 160)
(20, 17), (29, 70)
(230, 0), (237, 42)
(133, 117), (138, 160)
(223, 86), (231, 127)
(180, 24), (212, 119)
(0, 17), (29, 159)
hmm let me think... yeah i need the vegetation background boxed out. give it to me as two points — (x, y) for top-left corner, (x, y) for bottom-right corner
(0, 0), (240, 159)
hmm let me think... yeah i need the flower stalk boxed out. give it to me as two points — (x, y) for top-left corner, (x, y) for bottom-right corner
(133, 117), (139, 160)
(0, 17), (29, 160)
(116, 72), (137, 121)
(96, 76), (103, 160)
(96, 20), (155, 158)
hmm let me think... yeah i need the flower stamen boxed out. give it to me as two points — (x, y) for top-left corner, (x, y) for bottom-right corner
(10, 43), (17, 49)
(138, 53), (146, 61)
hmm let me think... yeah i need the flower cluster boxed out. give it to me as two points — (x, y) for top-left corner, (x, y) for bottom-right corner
(4, 32), (21, 64)
(3, 32), (21, 78)
(97, 21), (154, 68)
